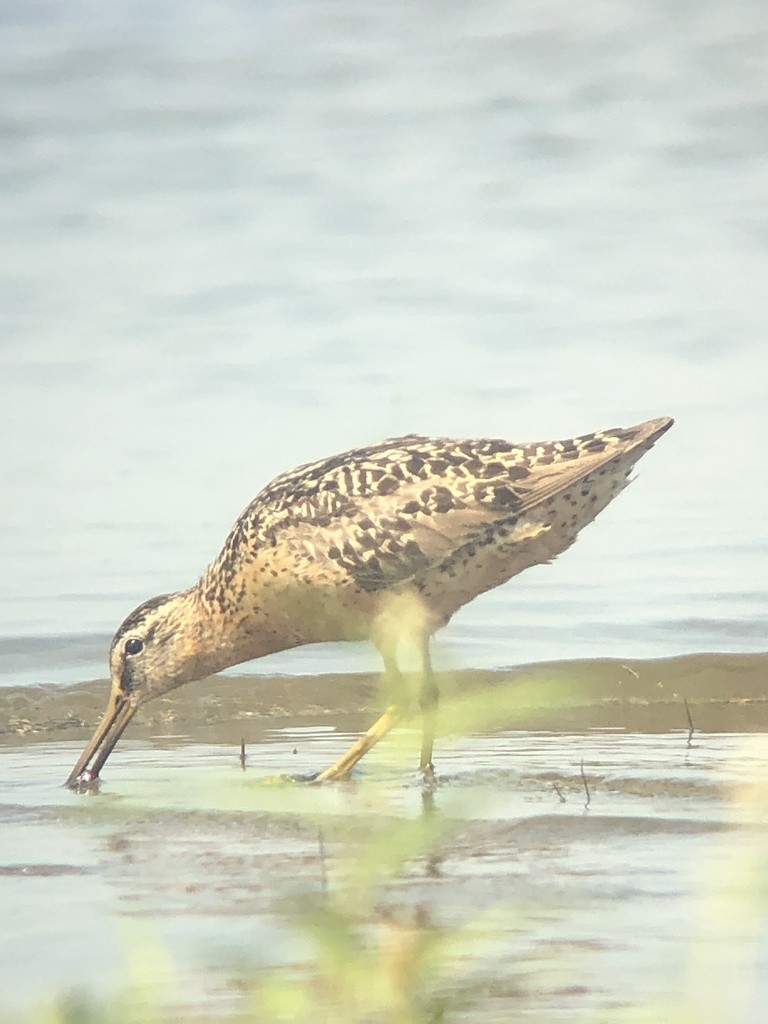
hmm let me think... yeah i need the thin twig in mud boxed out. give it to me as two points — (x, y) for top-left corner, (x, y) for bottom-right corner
(239, 737), (246, 770)
(580, 760), (591, 808)
(552, 783), (566, 804)
(684, 699), (695, 748)
(318, 828), (328, 900)
(621, 664), (639, 679)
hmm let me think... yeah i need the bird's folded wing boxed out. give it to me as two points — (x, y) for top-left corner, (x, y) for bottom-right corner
(277, 444), (631, 591)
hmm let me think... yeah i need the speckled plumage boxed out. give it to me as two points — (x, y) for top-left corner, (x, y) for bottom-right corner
(68, 415), (673, 787)
(197, 416), (673, 655)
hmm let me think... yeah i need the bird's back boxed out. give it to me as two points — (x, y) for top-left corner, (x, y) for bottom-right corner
(201, 417), (672, 652)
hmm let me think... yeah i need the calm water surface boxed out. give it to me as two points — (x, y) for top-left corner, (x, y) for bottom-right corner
(0, 0), (766, 689)
(3, 727), (768, 1021)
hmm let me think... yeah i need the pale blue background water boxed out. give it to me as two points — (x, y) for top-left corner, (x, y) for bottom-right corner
(1, 0), (766, 687)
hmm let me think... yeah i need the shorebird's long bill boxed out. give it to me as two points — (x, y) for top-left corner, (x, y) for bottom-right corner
(66, 692), (137, 788)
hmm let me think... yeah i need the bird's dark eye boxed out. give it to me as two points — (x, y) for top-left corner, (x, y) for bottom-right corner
(125, 638), (144, 656)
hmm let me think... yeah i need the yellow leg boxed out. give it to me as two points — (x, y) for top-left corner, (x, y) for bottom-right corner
(418, 637), (438, 778)
(419, 710), (436, 775)
(314, 704), (402, 782)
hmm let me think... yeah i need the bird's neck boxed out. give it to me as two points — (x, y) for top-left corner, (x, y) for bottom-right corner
(182, 577), (282, 680)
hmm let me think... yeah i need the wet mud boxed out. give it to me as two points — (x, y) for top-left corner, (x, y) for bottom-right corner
(3, 651), (768, 747)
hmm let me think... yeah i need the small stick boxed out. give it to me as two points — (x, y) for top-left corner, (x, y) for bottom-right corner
(239, 737), (247, 770)
(580, 759), (591, 808)
(318, 828), (328, 899)
(553, 783), (566, 804)
(683, 699), (695, 748)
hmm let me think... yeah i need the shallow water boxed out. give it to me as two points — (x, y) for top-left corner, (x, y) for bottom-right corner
(0, 0), (767, 682)
(3, 655), (768, 1021)
(4, 720), (768, 1022)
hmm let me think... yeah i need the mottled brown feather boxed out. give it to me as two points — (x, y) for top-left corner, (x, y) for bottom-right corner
(205, 417), (671, 599)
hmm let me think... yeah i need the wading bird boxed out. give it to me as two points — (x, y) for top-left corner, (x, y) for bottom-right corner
(67, 415), (673, 788)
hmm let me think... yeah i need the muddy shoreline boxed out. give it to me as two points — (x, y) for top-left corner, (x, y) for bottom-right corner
(2, 652), (767, 748)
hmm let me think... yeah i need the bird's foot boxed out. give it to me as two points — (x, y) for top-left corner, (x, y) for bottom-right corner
(257, 770), (354, 786)
(306, 765), (355, 784)
(254, 772), (315, 786)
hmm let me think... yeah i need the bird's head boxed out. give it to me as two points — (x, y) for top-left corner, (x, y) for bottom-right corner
(65, 589), (217, 788)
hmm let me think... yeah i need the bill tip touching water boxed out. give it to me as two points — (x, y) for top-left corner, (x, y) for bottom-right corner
(66, 415), (674, 790)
